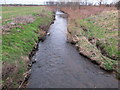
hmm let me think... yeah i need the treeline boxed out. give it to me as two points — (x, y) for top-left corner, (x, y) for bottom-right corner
(45, 0), (119, 7)
(2, 0), (119, 8)
(2, 4), (43, 6)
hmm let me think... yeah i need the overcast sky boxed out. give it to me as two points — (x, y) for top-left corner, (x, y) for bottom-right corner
(0, 0), (118, 4)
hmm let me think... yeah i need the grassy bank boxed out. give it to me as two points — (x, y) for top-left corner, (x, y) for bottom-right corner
(2, 6), (53, 88)
(65, 7), (118, 72)
(78, 10), (118, 60)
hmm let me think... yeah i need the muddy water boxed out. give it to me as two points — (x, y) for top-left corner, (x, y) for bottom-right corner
(28, 11), (118, 88)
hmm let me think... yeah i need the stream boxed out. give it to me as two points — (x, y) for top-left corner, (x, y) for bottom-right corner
(28, 11), (118, 88)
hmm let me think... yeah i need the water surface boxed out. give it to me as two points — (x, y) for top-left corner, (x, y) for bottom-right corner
(28, 11), (118, 88)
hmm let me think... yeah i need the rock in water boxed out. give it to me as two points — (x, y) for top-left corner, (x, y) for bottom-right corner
(47, 32), (50, 36)
(32, 59), (37, 64)
(40, 36), (46, 42)
(28, 63), (32, 67)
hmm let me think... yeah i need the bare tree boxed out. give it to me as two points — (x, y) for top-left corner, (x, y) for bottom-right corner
(85, 0), (88, 5)
(99, 0), (102, 6)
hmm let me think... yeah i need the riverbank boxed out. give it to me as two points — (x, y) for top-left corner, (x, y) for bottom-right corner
(27, 10), (118, 88)
(60, 6), (119, 76)
(2, 6), (53, 88)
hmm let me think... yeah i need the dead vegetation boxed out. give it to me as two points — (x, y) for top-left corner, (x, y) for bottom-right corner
(61, 6), (118, 72)
(60, 6), (116, 19)
(13, 15), (35, 24)
(2, 15), (35, 34)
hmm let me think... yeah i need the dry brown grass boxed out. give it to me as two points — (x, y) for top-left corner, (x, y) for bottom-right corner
(60, 6), (117, 19)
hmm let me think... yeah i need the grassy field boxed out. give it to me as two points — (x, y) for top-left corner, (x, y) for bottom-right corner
(64, 6), (118, 72)
(2, 6), (52, 21)
(2, 6), (53, 88)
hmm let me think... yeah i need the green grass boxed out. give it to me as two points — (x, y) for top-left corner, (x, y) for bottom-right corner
(77, 10), (118, 60)
(2, 6), (53, 88)
(3, 16), (52, 62)
(2, 6), (51, 21)
(68, 10), (118, 71)
(79, 18), (106, 39)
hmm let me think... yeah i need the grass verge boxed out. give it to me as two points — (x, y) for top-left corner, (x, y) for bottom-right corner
(2, 6), (53, 88)
(67, 9), (119, 75)
(78, 10), (118, 60)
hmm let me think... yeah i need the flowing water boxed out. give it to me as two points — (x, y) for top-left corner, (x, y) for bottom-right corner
(28, 11), (118, 88)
